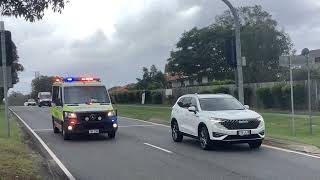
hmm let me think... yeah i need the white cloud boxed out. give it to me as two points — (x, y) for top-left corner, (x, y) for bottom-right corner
(5, 0), (320, 94)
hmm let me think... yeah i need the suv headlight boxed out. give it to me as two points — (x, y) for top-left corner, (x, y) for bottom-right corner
(209, 117), (226, 122)
(257, 116), (265, 128)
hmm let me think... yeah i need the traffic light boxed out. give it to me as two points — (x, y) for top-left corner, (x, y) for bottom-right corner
(225, 36), (237, 67)
(0, 31), (13, 66)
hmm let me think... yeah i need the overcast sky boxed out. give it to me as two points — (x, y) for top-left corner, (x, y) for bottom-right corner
(4, 0), (320, 94)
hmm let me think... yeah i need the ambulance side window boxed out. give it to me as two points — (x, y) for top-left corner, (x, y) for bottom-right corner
(52, 86), (61, 106)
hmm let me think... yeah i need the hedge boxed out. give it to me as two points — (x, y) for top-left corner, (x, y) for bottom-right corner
(256, 84), (306, 109)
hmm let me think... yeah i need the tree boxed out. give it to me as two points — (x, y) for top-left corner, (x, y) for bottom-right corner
(0, 41), (24, 101)
(8, 91), (29, 106)
(136, 65), (166, 90)
(166, 5), (292, 83)
(31, 76), (54, 99)
(0, 0), (67, 22)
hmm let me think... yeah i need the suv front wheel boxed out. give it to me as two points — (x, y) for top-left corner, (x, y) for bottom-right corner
(171, 121), (183, 142)
(249, 140), (262, 149)
(199, 126), (211, 150)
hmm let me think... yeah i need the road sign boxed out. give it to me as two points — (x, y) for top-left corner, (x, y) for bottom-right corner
(279, 55), (320, 69)
(0, 30), (12, 66)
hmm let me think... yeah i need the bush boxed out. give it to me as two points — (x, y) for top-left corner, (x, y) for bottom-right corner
(256, 87), (274, 108)
(212, 86), (230, 94)
(127, 92), (136, 103)
(293, 85), (306, 108)
(151, 91), (162, 104)
(199, 90), (212, 94)
(271, 84), (286, 108)
(234, 87), (253, 105)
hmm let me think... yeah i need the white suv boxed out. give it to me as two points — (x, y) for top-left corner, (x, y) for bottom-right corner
(171, 94), (265, 150)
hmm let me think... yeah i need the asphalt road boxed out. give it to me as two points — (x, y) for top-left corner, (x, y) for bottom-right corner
(11, 106), (320, 180)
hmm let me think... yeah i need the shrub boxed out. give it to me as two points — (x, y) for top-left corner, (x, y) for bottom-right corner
(256, 87), (273, 108)
(271, 84), (286, 108)
(233, 87), (252, 105)
(212, 86), (230, 94)
(199, 90), (212, 94)
(127, 91), (136, 103)
(293, 85), (306, 108)
(151, 91), (162, 104)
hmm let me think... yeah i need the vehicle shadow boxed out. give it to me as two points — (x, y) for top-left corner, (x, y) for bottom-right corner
(69, 134), (113, 142)
(181, 138), (261, 152)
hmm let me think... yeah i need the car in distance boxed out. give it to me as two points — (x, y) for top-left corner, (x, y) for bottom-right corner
(24, 99), (37, 106)
(171, 94), (265, 150)
(38, 92), (52, 107)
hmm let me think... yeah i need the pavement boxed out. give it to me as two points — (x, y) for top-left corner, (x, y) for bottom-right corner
(10, 106), (320, 180)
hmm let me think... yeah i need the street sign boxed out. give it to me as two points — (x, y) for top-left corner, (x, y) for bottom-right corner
(0, 66), (12, 88)
(279, 55), (320, 69)
(0, 30), (12, 66)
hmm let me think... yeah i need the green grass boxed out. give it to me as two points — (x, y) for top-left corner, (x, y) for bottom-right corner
(115, 104), (320, 147)
(0, 107), (41, 179)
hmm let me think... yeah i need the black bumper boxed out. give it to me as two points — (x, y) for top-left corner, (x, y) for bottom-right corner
(39, 101), (52, 106)
(220, 134), (263, 144)
(67, 122), (118, 134)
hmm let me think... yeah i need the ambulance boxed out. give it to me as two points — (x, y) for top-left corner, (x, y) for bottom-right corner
(51, 77), (118, 140)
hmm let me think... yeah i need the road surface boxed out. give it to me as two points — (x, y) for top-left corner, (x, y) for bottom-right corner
(11, 106), (320, 180)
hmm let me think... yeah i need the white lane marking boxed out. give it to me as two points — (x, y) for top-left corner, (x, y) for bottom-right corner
(263, 144), (320, 159)
(144, 143), (173, 154)
(119, 116), (170, 128)
(10, 109), (76, 180)
(33, 129), (52, 132)
(119, 124), (155, 128)
(121, 116), (320, 159)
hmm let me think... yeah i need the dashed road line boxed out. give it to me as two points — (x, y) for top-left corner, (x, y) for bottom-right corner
(144, 143), (173, 154)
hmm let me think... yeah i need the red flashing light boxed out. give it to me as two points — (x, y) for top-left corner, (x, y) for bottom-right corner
(69, 118), (78, 125)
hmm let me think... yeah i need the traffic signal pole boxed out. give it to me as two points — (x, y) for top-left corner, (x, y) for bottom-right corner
(221, 0), (244, 104)
(0, 21), (9, 137)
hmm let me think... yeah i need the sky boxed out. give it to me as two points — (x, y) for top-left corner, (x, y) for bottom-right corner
(3, 0), (320, 94)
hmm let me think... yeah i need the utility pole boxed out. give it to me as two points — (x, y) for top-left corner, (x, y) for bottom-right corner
(221, 0), (244, 104)
(302, 48), (312, 135)
(0, 21), (9, 137)
(289, 56), (295, 136)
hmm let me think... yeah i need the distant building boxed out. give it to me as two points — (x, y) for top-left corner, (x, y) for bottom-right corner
(166, 74), (210, 88)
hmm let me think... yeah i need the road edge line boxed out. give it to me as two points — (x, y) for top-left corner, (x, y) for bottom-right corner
(120, 116), (320, 159)
(10, 108), (76, 180)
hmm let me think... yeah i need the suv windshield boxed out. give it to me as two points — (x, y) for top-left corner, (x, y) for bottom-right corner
(64, 86), (110, 104)
(199, 98), (244, 111)
(28, 99), (35, 102)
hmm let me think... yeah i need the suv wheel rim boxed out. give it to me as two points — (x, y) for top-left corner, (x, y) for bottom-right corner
(172, 124), (178, 140)
(200, 129), (207, 148)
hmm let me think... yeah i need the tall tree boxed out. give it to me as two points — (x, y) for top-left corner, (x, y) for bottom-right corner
(0, 0), (68, 22)
(31, 75), (54, 99)
(136, 65), (166, 90)
(166, 5), (292, 83)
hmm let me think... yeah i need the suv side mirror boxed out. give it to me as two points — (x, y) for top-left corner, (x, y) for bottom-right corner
(244, 105), (249, 109)
(188, 106), (197, 113)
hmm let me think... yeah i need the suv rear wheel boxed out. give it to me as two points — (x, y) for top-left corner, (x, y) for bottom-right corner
(199, 126), (211, 150)
(171, 121), (183, 142)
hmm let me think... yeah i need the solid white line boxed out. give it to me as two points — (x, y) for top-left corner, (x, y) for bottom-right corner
(143, 143), (173, 154)
(118, 124), (155, 128)
(262, 144), (320, 159)
(10, 109), (76, 180)
(33, 129), (52, 131)
(121, 116), (320, 159)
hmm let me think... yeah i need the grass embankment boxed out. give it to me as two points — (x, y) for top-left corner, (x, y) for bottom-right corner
(115, 104), (320, 147)
(0, 107), (40, 179)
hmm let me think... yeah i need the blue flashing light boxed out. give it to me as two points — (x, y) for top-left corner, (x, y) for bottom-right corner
(65, 77), (75, 82)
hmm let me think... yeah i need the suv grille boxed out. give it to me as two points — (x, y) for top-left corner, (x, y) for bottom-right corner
(220, 119), (260, 130)
(77, 112), (107, 122)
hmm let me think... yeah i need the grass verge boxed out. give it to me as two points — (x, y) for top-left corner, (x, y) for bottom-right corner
(0, 107), (41, 179)
(115, 104), (320, 147)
